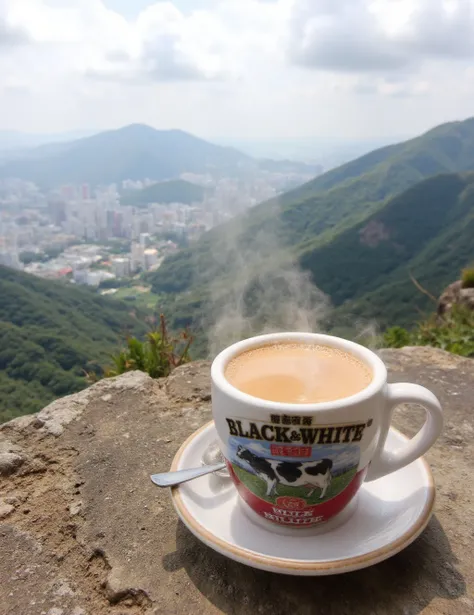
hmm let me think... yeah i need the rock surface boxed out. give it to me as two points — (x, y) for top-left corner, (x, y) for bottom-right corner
(438, 280), (474, 315)
(1, 350), (473, 615)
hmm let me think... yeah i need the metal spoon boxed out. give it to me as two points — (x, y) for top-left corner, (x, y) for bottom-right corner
(150, 462), (227, 487)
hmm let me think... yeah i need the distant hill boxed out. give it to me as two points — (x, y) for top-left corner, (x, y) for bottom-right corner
(148, 117), (474, 346)
(0, 266), (146, 422)
(121, 179), (206, 207)
(0, 125), (320, 189)
(0, 124), (251, 188)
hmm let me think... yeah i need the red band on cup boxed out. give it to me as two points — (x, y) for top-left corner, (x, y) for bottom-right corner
(227, 463), (366, 527)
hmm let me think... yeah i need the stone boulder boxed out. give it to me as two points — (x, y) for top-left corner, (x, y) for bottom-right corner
(1, 350), (473, 615)
(437, 280), (474, 316)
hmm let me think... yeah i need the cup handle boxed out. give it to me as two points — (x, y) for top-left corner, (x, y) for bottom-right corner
(365, 383), (443, 482)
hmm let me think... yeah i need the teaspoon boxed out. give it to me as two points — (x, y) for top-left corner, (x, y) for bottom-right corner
(150, 462), (227, 487)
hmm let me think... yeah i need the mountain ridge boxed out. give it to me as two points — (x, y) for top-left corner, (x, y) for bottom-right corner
(0, 124), (319, 188)
(0, 124), (251, 188)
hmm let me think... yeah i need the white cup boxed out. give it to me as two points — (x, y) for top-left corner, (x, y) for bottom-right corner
(211, 332), (443, 530)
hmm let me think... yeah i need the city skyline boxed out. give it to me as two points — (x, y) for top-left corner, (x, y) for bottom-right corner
(0, 153), (310, 287)
(1, 1), (474, 140)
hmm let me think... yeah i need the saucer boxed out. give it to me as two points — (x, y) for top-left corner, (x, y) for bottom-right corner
(170, 421), (435, 576)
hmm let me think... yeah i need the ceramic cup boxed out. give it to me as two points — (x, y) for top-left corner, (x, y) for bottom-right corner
(211, 332), (443, 531)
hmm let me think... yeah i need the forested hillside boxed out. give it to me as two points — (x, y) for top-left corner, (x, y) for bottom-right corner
(302, 173), (474, 313)
(0, 267), (146, 422)
(121, 179), (206, 206)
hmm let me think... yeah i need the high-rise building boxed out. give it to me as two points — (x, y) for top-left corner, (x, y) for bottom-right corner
(106, 210), (124, 238)
(60, 185), (75, 200)
(131, 242), (145, 272)
(81, 184), (90, 200)
(139, 232), (151, 247)
(73, 268), (88, 285)
(112, 257), (131, 278)
(143, 248), (158, 270)
(0, 232), (22, 270)
(48, 199), (67, 226)
(0, 252), (22, 270)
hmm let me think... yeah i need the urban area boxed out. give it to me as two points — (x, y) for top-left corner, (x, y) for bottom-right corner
(0, 168), (311, 300)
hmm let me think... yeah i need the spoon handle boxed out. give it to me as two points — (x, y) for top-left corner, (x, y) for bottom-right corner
(150, 462), (227, 487)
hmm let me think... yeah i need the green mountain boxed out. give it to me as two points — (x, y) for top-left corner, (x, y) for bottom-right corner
(148, 118), (474, 347)
(154, 171), (474, 343)
(121, 179), (206, 207)
(309, 172), (474, 330)
(0, 266), (146, 423)
(0, 124), (250, 188)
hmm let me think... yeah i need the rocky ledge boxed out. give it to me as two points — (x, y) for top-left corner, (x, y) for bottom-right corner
(1, 348), (473, 615)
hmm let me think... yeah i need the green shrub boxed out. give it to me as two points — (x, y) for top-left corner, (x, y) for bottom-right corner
(384, 305), (474, 357)
(94, 314), (193, 380)
(383, 326), (412, 349)
(461, 267), (474, 288)
(413, 306), (474, 356)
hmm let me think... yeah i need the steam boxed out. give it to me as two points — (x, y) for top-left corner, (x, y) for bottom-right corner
(188, 181), (384, 358)
(353, 320), (382, 354)
(200, 198), (332, 357)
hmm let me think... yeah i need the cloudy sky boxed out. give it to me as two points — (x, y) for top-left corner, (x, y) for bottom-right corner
(1, 0), (474, 140)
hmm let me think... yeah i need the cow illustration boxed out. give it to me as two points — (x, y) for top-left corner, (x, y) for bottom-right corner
(236, 445), (333, 498)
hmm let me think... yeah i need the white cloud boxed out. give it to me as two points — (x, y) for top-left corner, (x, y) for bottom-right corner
(0, 0), (289, 84)
(0, 0), (30, 46)
(287, 0), (407, 72)
(287, 0), (474, 73)
(86, 3), (232, 82)
(3, 0), (228, 82)
(0, 0), (474, 138)
(2, 0), (285, 84)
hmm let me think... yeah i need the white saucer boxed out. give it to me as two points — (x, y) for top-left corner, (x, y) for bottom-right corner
(170, 421), (435, 576)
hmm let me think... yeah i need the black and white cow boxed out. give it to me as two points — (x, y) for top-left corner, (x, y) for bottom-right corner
(236, 445), (333, 498)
